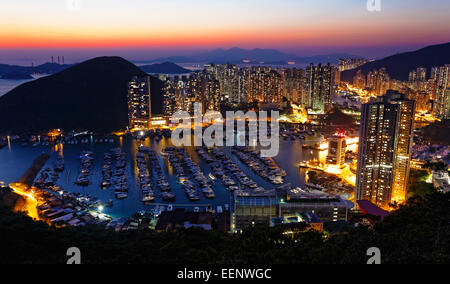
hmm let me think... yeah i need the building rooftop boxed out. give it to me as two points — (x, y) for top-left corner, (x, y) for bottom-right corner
(156, 209), (213, 231)
(357, 200), (389, 222)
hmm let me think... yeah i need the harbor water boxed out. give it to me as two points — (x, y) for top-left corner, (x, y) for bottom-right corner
(0, 135), (329, 218)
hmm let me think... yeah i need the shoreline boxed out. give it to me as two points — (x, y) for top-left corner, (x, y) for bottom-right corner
(19, 154), (50, 188)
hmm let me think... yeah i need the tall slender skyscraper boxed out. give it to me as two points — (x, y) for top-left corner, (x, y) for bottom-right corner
(356, 91), (416, 209)
(366, 68), (390, 96)
(305, 63), (335, 114)
(127, 76), (152, 129)
(435, 64), (450, 119)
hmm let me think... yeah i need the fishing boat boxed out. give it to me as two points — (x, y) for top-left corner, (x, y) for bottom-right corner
(208, 173), (216, 181)
(141, 192), (155, 203)
(115, 192), (128, 200)
(162, 192), (176, 201)
(228, 186), (239, 191)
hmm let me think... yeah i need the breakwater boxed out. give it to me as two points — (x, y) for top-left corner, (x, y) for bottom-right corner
(19, 154), (50, 187)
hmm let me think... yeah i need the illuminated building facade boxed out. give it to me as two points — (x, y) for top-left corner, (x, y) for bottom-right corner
(409, 67), (427, 82)
(338, 58), (370, 72)
(203, 76), (221, 113)
(353, 70), (366, 90)
(281, 68), (306, 106)
(356, 91), (416, 209)
(327, 133), (347, 168)
(127, 76), (152, 129)
(434, 64), (450, 119)
(247, 67), (283, 105)
(213, 64), (240, 103)
(162, 78), (177, 117)
(161, 64), (336, 115)
(162, 72), (221, 116)
(305, 63), (335, 114)
(366, 68), (390, 96)
(231, 188), (348, 233)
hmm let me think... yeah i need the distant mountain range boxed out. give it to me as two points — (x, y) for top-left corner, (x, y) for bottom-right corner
(0, 57), (163, 133)
(1, 72), (33, 80)
(1, 43), (449, 133)
(0, 61), (191, 79)
(341, 42), (450, 82)
(0, 47), (363, 79)
(140, 62), (191, 74)
(148, 47), (362, 65)
(0, 63), (72, 78)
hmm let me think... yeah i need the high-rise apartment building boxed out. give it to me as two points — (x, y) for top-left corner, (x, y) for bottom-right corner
(214, 64), (240, 103)
(435, 64), (450, 119)
(281, 68), (306, 106)
(327, 133), (347, 168)
(353, 70), (366, 89)
(356, 91), (416, 209)
(409, 67), (427, 82)
(247, 67), (283, 105)
(305, 63), (335, 114)
(366, 68), (390, 95)
(338, 58), (370, 72)
(127, 76), (152, 129)
(430, 67), (440, 82)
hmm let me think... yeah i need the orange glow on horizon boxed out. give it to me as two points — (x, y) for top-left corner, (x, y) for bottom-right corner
(0, 0), (449, 51)
(1, 22), (447, 49)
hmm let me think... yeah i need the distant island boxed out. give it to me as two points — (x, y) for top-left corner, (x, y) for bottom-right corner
(0, 56), (163, 134)
(1, 72), (33, 80)
(140, 62), (191, 74)
(0, 63), (72, 78)
(148, 47), (362, 65)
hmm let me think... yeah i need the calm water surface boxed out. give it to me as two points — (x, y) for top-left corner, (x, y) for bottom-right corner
(0, 74), (49, 97)
(0, 136), (329, 217)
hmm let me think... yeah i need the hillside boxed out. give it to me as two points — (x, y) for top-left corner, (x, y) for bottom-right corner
(421, 119), (450, 145)
(323, 107), (357, 127)
(140, 62), (191, 74)
(341, 42), (450, 82)
(0, 192), (448, 264)
(0, 57), (163, 134)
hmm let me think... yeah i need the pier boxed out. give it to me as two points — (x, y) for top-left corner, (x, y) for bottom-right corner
(19, 154), (50, 188)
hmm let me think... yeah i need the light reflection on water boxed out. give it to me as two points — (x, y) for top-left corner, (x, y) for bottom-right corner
(0, 135), (329, 217)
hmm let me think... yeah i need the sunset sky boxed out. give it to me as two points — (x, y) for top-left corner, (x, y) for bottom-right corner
(1, 0), (449, 64)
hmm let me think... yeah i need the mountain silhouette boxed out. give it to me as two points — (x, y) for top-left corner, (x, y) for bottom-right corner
(0, 57), (163, 134)
(1, 71), (33, 80)
(0, 62), (72, 77)
(341, 42), (450, 81)
(140, 62), (191, 74)
(150, 47), (361, 65)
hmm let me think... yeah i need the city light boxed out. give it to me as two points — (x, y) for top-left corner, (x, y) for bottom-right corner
(9, 182), (41, 220)
(415, 111), (441, 123)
